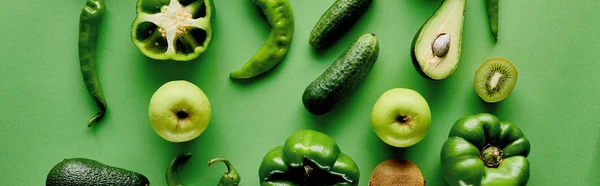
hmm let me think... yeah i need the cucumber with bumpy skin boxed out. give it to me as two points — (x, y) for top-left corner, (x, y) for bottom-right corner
(303, 33), (379, 115)
(309, 0), (373, 49)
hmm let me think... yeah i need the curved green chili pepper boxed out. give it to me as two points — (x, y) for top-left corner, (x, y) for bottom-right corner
(209, 158), (241, 186)
(79, 0), (107, 127)
(486, 0), (499, 41)
(230, 0), (294, 79)
(167, 152), (241, 186)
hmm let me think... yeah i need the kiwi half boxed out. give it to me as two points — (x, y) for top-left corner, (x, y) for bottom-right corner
(474, 57), (518, 103)
(368, 159), (425, 186)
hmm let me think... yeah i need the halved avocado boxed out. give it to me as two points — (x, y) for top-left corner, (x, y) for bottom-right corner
(411, 0), (466, 80)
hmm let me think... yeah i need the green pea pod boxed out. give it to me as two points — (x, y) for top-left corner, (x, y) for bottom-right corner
(486, 0), (499, 41)
(230, 0), (294, 79)
(79, 0), (107, 127)
(167, 152), (241, 186)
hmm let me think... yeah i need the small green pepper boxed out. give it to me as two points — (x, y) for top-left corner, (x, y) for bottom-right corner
(131, 0), (214, 61)
(441, 113), (531, 186)
(79, 0), (107, 127)
(230, 0), (295, 79)
(167, 152), (241, 186)
(258, 130), (360, 186)
(486, 0), (499, 41)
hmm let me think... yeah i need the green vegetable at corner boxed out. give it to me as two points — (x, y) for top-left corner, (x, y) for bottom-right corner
(309, 0), (373, 49)
(259, 129), (360, 186)
(46, 158), (149, 186)
(303, 33), (379, 115)
(486, 0), (499, 41)
(131, 0), (214, 61)
(168, 152), (241, 186)
(441, 113), (531, 186)
(79, 0), (107, 127)
(230, 0), (294, 79)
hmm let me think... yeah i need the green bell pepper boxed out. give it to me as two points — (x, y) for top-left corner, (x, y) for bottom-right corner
(258, 129), (360, 186)
(441, 113), (531, 186)
(131, 0), (214, 61)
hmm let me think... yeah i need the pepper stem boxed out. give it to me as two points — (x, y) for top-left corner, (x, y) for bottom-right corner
(209, 158), (241, 186)
(480, 144), (503, 168)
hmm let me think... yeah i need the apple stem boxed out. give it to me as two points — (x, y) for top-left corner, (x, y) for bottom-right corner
(397, 115), (411, 123)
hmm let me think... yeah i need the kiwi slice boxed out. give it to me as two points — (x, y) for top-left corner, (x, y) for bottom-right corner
(474, 57), (519, 103)
(368, 159), (425, 186)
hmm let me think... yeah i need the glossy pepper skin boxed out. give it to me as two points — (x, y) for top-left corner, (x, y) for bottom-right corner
(79, 0), (107, 127)
(441, 113), (531, 186)
(230, 0), (294, 79)
(486, 0), (499, 41)
(259, 129), (360, 186)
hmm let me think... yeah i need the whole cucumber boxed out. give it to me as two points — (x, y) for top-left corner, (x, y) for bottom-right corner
(309, 0), (373, 49)
(303, 33), (379, 115)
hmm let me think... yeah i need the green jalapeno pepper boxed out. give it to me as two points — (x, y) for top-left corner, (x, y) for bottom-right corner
(230, 0), (295, 79)
(486, 0), (499, 41)
(131, 0), (214, 61)
(79, 0), (107, 127)
(258, 129), (360, 186)
(167, 152), (241, 186)
(441, 113), (531, 186)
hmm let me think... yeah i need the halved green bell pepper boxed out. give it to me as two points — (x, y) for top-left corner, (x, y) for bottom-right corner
(131, 0), (213, 61)
(441, 113), (531, 186)
(258, 129), (360, 186)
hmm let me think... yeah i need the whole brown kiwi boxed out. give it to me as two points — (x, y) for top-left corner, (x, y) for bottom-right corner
(369, 159), (425, 186)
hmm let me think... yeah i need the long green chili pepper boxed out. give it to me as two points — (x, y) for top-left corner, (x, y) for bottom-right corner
(486, 0), (499, 41)
(167, 152), (241, 186)
(230, 0), (295, 79)
(79, 0), (107, 127)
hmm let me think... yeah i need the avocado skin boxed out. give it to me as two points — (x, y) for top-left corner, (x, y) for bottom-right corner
(410, 0), (466, 80)
(303, 33), (379, 115)
(309, 0), (373, 49)
(46, 158), (149, 186)
(410, 21), (432, 80)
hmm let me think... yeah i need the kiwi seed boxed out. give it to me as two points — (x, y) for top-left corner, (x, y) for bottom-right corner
(368, 159), (425, 186)
(474, 57), (518, 103)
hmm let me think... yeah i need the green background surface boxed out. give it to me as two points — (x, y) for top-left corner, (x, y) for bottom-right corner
(1, 0), (599, 185)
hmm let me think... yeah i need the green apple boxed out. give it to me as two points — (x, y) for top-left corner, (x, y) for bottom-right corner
(371, 88), (431, 148)
(149, 80), (211, 143)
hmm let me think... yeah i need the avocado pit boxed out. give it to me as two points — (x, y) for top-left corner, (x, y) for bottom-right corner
(432, 33), (450, 57)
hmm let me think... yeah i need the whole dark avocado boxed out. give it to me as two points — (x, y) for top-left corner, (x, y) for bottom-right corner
(46, 158), (149, 186)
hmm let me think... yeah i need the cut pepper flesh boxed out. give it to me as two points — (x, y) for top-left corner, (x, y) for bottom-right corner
(131, 0), (212, 61)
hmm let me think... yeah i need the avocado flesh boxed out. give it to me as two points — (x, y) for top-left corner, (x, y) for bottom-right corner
(411, 0), (466, 80)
